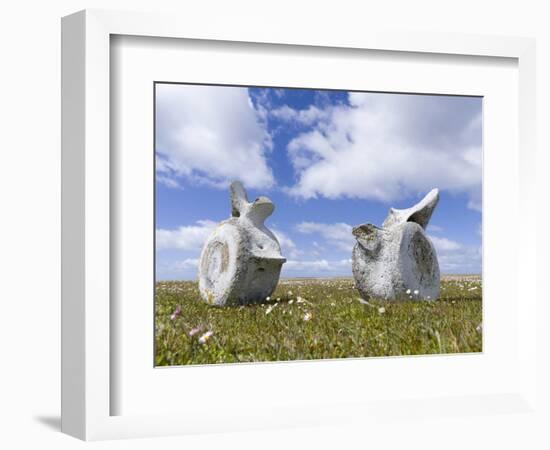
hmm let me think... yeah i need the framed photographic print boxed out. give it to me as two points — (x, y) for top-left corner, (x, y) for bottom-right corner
(153, 82), (483, 367)
(62, 9), (538, 441)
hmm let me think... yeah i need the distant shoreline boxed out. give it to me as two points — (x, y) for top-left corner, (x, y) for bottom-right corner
(156, 274), (482, 283)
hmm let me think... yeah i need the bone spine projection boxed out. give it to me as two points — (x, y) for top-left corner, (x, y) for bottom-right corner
(198, 181), (286, 306)
(352, 189), (441, 301)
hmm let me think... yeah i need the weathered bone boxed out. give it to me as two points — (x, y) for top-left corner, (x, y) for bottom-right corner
(198, 181), (286, 306)
(352, 189), (440, 301)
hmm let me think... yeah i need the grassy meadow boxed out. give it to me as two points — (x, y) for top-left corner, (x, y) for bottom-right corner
(155, 276), (482, 366)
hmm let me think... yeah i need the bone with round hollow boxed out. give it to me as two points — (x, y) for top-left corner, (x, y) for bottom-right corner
(352, 189), (440, 301)
(198, 181), (286, 306)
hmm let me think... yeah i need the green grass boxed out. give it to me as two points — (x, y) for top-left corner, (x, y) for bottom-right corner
(155, 276), (482, 366)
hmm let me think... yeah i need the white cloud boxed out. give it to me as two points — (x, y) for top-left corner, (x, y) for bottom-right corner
(284, 93), (482, 209)
(271, 105), (328, 126)
(295, 221), (354, 252)
(156, 174), (181, 189)
(427, 234), (481, 274)
(427, 224), (444, 233)
(282, 258), (351, 276)
(156, 220), (216, 251)
(272, 229), (301, 259)
(428, 235), (462, 252)
(437, 245), (481, 274)
(156, 84), (274, 189)
(173, 258), (199, 270)
(156, 258), (200, 280)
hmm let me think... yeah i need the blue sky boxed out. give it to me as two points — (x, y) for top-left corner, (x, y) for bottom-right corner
(155, 84), (482, 280)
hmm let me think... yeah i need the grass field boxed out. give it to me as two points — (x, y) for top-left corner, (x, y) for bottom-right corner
(155, 276), (482, 366)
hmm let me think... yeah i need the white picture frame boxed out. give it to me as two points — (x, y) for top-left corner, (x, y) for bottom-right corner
(61, 9), (537, 441)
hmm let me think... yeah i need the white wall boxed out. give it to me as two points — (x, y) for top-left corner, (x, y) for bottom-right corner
(0, 1), (548, 449)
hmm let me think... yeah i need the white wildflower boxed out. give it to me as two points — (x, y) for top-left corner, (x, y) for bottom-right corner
(188, 326), (201, 337)
(413, 289), (419, 295)
(170, 306), (182, 321)
(288, 299), (294, 305)
(406, 289), (411, 294)
(378, 307), (386, 314)
(198, 330), (214, 344)
(303, 312), (312, 321)
(265, 304), (276, 315)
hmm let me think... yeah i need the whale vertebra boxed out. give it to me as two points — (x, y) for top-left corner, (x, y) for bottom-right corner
(351, 189), (440, 301)
(198, 181), (286, 306)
